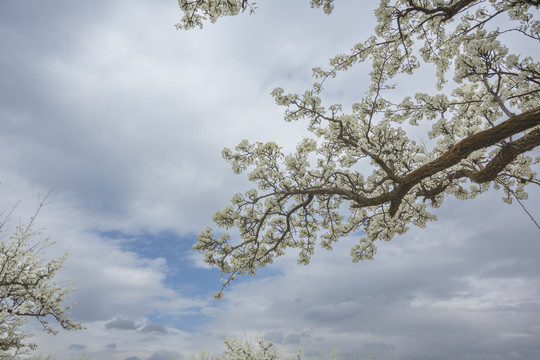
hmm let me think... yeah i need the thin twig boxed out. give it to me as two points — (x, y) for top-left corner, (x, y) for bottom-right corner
(496, 179), (540, 230)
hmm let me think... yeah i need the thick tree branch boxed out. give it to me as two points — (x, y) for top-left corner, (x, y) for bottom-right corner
(402, 0), (476, 20)
(277, 108), (539, 215)
(469, 128), (540, 183)
(389, 107), (540, 215)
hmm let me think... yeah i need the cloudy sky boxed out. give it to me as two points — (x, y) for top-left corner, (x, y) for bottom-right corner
(1, 1), (539, 360)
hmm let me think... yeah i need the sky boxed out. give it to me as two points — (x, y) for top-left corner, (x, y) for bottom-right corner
(1, 1), (539, 360)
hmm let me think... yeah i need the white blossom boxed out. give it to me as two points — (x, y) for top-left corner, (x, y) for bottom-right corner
(178, 0), (540, 294)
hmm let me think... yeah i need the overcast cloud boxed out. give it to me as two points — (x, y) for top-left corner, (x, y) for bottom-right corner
(1, 1), (539, 360)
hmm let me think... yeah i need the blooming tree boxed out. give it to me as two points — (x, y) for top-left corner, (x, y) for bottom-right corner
(177, 0), (540, 297)
(189, 335), (308, 360)
(0, 197), (81, 358)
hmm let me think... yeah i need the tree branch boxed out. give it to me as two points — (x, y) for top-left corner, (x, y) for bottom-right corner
(389, 107), (540, 215)
(469, 127), (540, 183)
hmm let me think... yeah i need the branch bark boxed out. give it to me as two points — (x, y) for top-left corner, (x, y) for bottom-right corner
(469, 127), (540, 183)
(388, 106), (540, 215)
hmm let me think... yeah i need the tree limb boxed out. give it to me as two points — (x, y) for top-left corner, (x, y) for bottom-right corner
(389, 107), (540, 215)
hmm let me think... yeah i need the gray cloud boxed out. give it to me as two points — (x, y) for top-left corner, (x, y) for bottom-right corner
(105, 319), (138, 331)
(67, 344), (86, 351)
(139, 324), (168, 334)
(284, 332), (310, 345)
(125, 357), (142, 360)
(200, 190), (540, 360)
(263, 330), (310, 345)
(106, 343), (117, 350)
(263, 330), (284, 343)
(147, 350), (182, 360)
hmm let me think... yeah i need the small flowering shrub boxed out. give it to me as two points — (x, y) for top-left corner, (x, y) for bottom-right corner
(189, 335), (379, 360)
(0, 197), (81, 358)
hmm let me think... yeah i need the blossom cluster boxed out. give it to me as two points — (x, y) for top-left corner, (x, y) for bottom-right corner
(180, 0), (540, 295)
